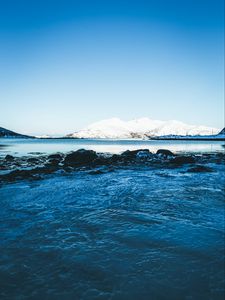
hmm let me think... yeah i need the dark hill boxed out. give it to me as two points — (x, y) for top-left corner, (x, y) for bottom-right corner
(218, 128), (225, 135)
(0, 127), (34, 138)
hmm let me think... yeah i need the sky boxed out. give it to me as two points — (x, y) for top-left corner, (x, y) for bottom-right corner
(0, 0), (224, 135)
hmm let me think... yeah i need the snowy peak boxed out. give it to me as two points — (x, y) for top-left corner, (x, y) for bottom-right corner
(67, 118), (220, 139)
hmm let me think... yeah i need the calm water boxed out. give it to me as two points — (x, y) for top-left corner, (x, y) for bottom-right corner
(0, 138), (224, 156)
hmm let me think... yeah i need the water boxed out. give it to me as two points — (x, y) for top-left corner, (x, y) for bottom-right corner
(0, 138), (224, 157)
(0, 139), (224, 299)
(0, 165), (224, 299)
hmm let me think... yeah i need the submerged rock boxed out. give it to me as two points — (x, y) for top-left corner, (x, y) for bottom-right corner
(187, 165), (214, 173)
(2, 169), (38, 181)
(89, 169), (104, 175)
(64, 149), (98, 166)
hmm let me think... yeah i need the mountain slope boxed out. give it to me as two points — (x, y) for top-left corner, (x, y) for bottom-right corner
(67, 118), (219, 139)
(0, 127), (33, 138)
(218, 128), (225, 135)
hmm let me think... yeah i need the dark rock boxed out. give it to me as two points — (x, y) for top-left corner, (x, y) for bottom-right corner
(171, 156), (195, 164)
(28, 152), (43, 155)
(136, 150), (152, 159)
(48, 159), (60, 166)
(89, 169), (104, 175)
(5, 154), (14, 161)
(156, 149), (175, 156)
(121, 149), (150, 158)
(0, 127), (33, 138)
(27, 157), (39, 163)
(218, 127), (225, 135)
(64, 149), (98, 166)
(2, 169), (36, 181)
(93, 156), (111, 165)
(110, 154), (123, 163)
(187, 165), (214, 173)
(48, 154), (62, 160)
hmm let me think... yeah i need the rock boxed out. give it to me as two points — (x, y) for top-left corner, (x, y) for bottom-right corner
(5, 154), (14, 161)
(187, 165), (214, 173)
(121, 149), (150, 158)
(110, 154), (123, 163)
(48, 159), (60, 166)
(89, 169), (104, 175)
(136, 151), (152, 159)
(27, 157), (39, 163)
(2, 169), (36, 181)
(48, 154), (62, 160)
(64, 149), (98, 166)
(93, 156), (111, 165)
(156, 149), (175, 156)
(171, 156), (195, 164)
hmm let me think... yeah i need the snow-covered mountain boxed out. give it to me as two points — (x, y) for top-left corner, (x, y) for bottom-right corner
(67, 118), (220, 139)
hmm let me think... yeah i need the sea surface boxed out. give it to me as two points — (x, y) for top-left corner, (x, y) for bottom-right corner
(0, 138), (224, 157)
(0, 138), (224, 299)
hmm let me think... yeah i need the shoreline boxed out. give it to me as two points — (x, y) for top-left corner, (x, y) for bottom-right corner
(0, 148), (224, 185)
(1, 136), (224, 141)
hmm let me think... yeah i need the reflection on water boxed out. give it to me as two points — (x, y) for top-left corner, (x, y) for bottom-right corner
(0, 138), (224, 156)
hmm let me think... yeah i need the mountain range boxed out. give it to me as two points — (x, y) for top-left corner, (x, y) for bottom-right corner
(67, 118), (220, 139)
(0, 119), (223, 139)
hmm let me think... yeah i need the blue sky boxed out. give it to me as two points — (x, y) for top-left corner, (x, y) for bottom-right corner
(0, 0), (224, 135)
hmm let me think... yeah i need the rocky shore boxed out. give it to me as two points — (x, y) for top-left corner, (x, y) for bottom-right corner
(0, 149), (224, 184)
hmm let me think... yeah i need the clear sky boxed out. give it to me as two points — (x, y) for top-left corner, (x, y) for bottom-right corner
(0, 0), (224, 135)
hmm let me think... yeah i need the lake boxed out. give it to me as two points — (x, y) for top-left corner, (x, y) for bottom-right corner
(0, 138), (224, 157)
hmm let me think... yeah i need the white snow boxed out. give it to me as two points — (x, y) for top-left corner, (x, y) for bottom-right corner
(35, 135), (52, 139)
(67, 118), (220, 139)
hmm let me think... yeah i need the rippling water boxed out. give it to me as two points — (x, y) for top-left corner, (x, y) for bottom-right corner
(0, 161), (224, 299)
(0, 138), (224, 157)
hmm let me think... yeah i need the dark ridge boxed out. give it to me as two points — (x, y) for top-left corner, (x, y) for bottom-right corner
(218, 128), (225, 135)
(0, 127), (34, 138)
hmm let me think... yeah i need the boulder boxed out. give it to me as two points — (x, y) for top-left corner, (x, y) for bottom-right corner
(171, 156), (195, 164)
(121, 149), (150, 158)
(5, 154), (14, 161)
(110, 154), (123, 163)
(93, 156), (111, 165)
(48, 159), (60, 166)
(48, 154), (62, 160)
(156, 149), (174, 156)
(27, 157), (39, 163)
(136, 151), (152, 159)
(64, 149), (98, 166)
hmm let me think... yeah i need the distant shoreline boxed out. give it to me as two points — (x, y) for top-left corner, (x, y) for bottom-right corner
(0, 136), (224, 141)
(149, 137), (225, 141)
